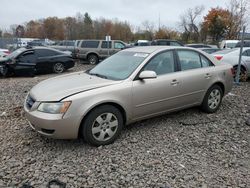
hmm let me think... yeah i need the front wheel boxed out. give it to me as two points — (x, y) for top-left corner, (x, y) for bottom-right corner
(201, 85), (223, 113)
(53, 63), (65, 73)
(82, 105), (123, 146)
(0, 66), (8, 77)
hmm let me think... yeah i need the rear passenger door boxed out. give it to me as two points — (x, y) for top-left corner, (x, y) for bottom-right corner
(174, 49), (216, 105)
(35, 49), (58, 73)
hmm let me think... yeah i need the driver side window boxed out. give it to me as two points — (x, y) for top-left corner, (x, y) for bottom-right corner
(19, 52), (36, 63)
(143, 51), (175, 75)
(114, 42), (125, 49)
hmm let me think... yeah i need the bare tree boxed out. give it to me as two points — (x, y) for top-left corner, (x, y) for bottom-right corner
(226, 0), (249, 39)
(179, 5), (205, 42)
(141, 20), (155, 40)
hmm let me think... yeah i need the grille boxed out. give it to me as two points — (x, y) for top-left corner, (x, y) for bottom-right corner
(26, 95), (35, 109)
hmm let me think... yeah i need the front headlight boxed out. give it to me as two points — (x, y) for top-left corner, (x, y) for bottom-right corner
(37, 101), (71, 114)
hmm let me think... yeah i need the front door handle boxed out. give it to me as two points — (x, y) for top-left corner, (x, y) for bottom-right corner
(171, 79), (179, 86)
(205, 73), (211, 79)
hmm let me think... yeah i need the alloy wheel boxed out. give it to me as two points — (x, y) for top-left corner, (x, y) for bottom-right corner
(208, 89), (221, 109)
(53, 63), (64, 73)
(91, 113), (118, 142)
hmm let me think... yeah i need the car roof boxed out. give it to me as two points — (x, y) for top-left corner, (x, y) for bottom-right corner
(124, 46), (196, 53)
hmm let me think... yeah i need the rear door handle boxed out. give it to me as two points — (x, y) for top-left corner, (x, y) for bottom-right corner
(171, 79), (179, 86)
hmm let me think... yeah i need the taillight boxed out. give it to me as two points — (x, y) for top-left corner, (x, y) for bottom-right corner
(215, 55), (223, 60)
(3, 50), (10, 54)
(230, 68), (235, 76)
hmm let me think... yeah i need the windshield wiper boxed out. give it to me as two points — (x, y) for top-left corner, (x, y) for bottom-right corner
(88, 73), (108, 79)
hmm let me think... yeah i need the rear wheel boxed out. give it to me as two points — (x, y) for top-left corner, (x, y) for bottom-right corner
(53, 62), (65, 73)
(201, 85), (223, 113)
(82, 105), (123, 146)
(87, 54), (99, 65)
(234, 66), (248, 82)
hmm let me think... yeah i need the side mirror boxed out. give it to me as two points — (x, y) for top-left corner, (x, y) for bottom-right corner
(139, 70), (157, 80)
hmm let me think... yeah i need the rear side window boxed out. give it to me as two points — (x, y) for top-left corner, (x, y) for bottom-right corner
(101, 41), (112, 48)
(200, 55), (213, 67)
(81, 41), (99, 48)
(177, 50), (202, 70)
(36, 49), (60, 57)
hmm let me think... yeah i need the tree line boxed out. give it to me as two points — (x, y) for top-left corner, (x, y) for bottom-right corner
(0, 0), (249, 44)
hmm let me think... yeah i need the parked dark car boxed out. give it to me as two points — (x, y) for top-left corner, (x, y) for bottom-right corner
(0, 47), (75, 77)
(151, 39), (184, 46)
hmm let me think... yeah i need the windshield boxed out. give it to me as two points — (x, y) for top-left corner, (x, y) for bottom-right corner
(89, 51), (149, 80)
(7, 48), (26, 59)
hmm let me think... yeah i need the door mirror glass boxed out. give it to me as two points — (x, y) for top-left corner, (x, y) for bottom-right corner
(139, 71), (157, 79)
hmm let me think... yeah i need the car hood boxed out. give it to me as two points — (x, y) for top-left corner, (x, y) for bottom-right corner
(30, 72), (122, 101)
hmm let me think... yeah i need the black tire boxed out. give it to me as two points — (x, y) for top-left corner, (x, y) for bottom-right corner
(0, 66), (8, 77)
(53, 62), (65, 73)
(87, 54), (99, 65)
(82, 105), (123, 146)
(201, 85), (223, 113)
(234, 66), (248, 82)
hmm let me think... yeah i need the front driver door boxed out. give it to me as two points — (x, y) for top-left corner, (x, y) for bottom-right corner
(132, 50), (183, 120)
(14, 51), (37, 75)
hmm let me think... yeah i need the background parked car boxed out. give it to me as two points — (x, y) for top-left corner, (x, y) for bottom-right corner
(235, 40), (250, 48)
(213, 47), (250, 81)
(0, 48), (10, 58)
(199, 48), (221, 54)
(187, 43), (218, 48)
(133, 40), (151, 46)
(151, 39), (184, 46)
(50, 40), (78, 58)
(0, 47), (75, 77)
(77, 40), (128, 64)
(219, 40), (239, 49)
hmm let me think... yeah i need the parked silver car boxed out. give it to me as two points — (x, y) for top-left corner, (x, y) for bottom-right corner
(213, 47), (250, 81)
(24, 46), (233, 146)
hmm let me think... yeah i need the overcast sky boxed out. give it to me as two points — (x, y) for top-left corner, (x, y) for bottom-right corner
(1, 0), (229, 30)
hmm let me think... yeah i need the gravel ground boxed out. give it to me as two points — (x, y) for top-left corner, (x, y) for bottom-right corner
(0, 61), (249, 188)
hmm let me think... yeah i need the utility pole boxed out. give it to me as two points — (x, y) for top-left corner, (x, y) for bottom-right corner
(158, 13), (161, 31)
(235, 26), (245, 85)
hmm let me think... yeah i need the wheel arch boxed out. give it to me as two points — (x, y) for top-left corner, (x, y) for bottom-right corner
(208, 82), (225, 96)
(233, 64), (247, 71)
(78, 101), (127, 138)
(86, 52), (99, 60)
